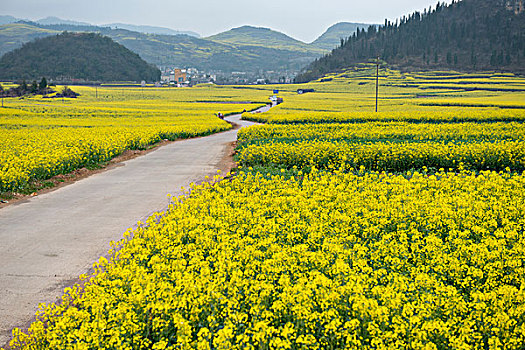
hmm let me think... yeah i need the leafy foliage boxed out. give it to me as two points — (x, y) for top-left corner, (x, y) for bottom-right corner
(0, 79), (54, 97)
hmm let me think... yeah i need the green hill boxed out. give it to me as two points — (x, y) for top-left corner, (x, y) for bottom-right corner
(0, 23), (59, 57)
(36, 16), (91, 26)
(0, 22), (324, 73)
(0, 20), (369, 74)
(297, 0), (525, 82)
(207, 25), (323, 54)
(105, 27), (320, 72)
(0, 32), (160, 81)
(0, 15), (20, 25)
(311, 22), (373, 50)
(104, 23), (199, 37)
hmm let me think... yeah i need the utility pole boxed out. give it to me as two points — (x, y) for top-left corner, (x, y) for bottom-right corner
(375, 56), (380, 113)
(95, 84), (98, 99)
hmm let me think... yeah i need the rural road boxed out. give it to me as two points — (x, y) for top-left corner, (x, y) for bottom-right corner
(0, 107), (267, 347)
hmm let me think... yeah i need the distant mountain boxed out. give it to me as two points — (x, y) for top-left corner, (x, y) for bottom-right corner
(297, 0), (525, 82)
(104, 23), (199, 37)
(0, 15), (20, 25)
(312, 22), (374, 50)
(0, 19), (377, 74)
(207, 26), (323, 54)
(0, 32), (160, 81)
(36, 16), (91, 26)
(108, 28), (319, 72)
(0, 22), (326, 73)
(0, 23), (59, 57)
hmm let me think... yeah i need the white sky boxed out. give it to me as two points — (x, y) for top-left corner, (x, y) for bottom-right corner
(1, 0), (453, 42)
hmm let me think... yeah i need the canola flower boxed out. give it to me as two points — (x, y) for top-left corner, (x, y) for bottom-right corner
(0, 123), (229, 191)
(243, 109), (525, 124)
(242, 69), (525, 124)
(4, 71), (525, 349)
(238, 134), (525, 173)
(7, 170), (525, 349)
(0, 86), (269, 192)
(238, 122), (525, 143)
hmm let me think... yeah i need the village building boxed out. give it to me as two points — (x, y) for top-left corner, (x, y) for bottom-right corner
(171, 69), (187, 84)
(506, 0), (524, 14)
(160, 68), (190, 86)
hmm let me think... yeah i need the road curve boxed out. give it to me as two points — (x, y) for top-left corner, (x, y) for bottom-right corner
(0, 107), (267, 346)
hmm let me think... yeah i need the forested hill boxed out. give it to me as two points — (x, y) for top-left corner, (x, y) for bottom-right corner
(0, 32), (161, 81)
(0, 21), (371, 74)
(296, 0), (525, 82)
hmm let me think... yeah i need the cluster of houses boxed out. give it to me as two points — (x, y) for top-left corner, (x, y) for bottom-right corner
(505, 0), (524, 14)
(159, 68), (217, 87)
(159, 67), (296, 86)
(229, 71), (295, 85)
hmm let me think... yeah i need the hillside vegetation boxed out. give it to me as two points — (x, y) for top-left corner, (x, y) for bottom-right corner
(0, 32), (160, 81)
(207, 26), (324, 53)
(297, 0), (525, 82)
(0, 23), (58, 57)
(0, 15), (19, 25)
(0, 21), (366, 73)
(103, 23), (199, 37)
(312, 22), (372, 50)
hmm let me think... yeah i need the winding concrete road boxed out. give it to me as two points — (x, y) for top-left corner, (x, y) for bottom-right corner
(0, 109), (265, 346)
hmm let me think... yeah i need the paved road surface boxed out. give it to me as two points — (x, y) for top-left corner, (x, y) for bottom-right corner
(0, 109), (265, 346)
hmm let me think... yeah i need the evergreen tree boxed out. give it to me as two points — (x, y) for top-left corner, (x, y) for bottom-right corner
(30, 81), (38, 93)
(491, 51), (497, 65)
(296, 0), (525, 82)
(498, 51), (504, 65)
(471, 51), (477, 67)
(0, 33), (160, 81)
(39, 77), (47, 91)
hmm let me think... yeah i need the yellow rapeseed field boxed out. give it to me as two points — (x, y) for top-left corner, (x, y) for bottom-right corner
(0, 85), (268, 192)
(238, 139), (525, 172)
(243, 68), (525, 124)
(4, 71), (525, 349)
(237, 123), (525, 172)
(238, 70), (525, 172)
(8, 170), (525, 349)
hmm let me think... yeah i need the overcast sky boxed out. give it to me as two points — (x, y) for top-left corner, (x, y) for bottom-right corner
(2, 0), (452, 42)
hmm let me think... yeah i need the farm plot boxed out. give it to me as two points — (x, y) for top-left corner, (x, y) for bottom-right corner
(0, 85), (268, 193)
(6, 71), (525, 349)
